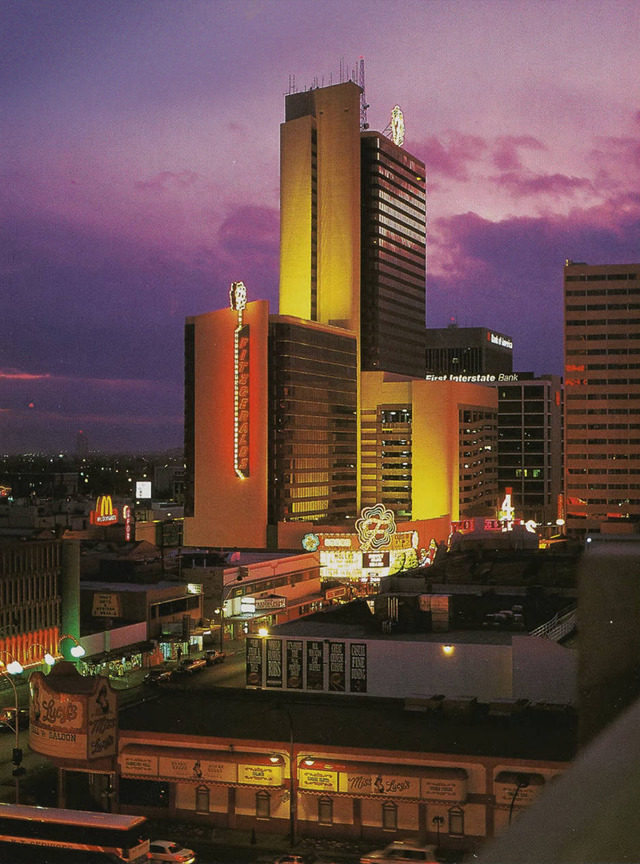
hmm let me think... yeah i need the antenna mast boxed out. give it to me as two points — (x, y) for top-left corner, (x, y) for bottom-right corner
(358, 56), (369, 131)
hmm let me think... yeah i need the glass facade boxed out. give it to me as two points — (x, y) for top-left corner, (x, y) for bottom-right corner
(360, 133), (426, 378)
(268, 321), (358, 524)
(496, 379), (563, 522)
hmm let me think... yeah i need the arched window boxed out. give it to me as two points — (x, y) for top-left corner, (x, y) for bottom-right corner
(382, 800), (397, 831)
(195, 785), (209, 814)
(256, 790), (270, 820)
(318, 796), (333, 825)
(448, 805), (464, 837)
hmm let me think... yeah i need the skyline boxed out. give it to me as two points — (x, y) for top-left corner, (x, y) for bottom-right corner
(3, 0), (640, 453)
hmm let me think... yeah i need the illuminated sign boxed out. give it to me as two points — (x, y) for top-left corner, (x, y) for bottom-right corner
(302, 533), (320, 552)
(123, 504), (132, 541)
(29, 672), (117, 761)
(356, 504), (396, 551)
(390, 105), (405, 147)
(499, 487), (516, 530)
(230, 281), (250, 479)
(425, 373), (520, 382)
(362, 551), (390, 568)
(487, 331), (513, 350)
(90, 495), (118, 525)
(136, 481), (152, 499)
(300, 768), (338, 792)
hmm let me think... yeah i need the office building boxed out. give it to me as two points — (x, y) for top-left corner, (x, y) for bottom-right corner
(361, 373), (498, 522)
(425, 326), (514, 380)
(564, 261), (640, 534)
(496, 375), (563, 525)
(279, 81), (427, 377)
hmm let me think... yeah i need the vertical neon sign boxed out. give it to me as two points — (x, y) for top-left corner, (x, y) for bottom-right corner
(230, 281), (250, 478)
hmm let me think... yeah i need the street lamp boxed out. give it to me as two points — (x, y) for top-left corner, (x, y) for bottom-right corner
(44, 633), (86, 666)
(0, 651), (25, 803)
(508, 775), (530, 824)
(270, 702), (296, 847)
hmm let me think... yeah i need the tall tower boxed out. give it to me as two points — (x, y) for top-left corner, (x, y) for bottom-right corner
(564, 260), (640, 535)
(279, 81), (362, 333)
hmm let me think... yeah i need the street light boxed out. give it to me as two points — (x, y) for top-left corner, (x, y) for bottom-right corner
(508, 774), (530, 824)
(270, 702), (296, 847)
(0, 651), (25, 803)
(44, 633), (86, 666)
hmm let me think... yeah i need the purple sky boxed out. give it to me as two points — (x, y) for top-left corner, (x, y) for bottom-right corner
(3, 0), (640, 453)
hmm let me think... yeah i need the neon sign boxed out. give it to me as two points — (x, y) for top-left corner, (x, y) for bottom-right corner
(356, 504), (397, 552)
(123, 505), (132, 541)
(230, 281), (249, 479)
(390, 105), (405, 147)
(90, 495), (118, 525)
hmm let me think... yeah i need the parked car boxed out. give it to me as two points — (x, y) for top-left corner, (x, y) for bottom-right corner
(204, 649), (226, 666)
(148, 839), (196, 863)
(178, 657), (207, 673)
(143, 668), (172, 686)
(360, 841), (439, 863)
(0, 707), (29, 731)
(272, 855), (316, 864)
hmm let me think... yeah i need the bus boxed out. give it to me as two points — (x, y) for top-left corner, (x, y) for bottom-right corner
(0, 803), (149, 862)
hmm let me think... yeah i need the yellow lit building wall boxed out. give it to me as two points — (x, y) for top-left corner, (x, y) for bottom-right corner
(279, 82), (362, 334)
(361, 373), (498, 523)
(183, 300), (270, 548)
(279, 115), (315, 321)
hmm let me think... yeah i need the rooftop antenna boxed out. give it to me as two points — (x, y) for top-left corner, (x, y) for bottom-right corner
(340, 57), (345, 83)
(357, 56), (369, 131)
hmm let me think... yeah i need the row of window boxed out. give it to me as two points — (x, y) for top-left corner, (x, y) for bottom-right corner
(567, 424), (640, 430)
(567, 484), (640, 490)
(565, 272), (639, 282)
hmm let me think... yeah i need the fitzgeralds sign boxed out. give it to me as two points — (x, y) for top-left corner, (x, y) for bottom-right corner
(90, 495), (118, 525)
(230, 281), (250, 479)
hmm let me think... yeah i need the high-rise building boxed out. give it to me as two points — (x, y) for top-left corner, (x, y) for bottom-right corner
(360, 132), (426, 377)
(279, 82), (427, 378)
(564, 260), (640, 534)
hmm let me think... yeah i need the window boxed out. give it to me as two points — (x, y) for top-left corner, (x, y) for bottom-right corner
(382, 800), (398, 830)
(318, 796), (333, 825)
(195, 785), (209, 814)
(256, 790), (270, 820)
(448, 805), (464, 837)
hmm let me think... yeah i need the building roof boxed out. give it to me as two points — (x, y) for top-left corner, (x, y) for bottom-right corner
(119, 687), (577, 764)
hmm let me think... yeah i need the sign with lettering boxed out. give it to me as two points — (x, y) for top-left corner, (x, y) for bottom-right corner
(158, 756), (235, 783)
(306, 640), (324, 691)
(328, 642), (345, 692)
(91, 592), (121, 618)
(266, 638), (283, 688)
(246, 637), (263, 687)
(90, 495), (118, 525)
(422, 777), (466, 801)
(299, 768), (338, 792)
(340, 772), (420, 798)
(121, 752), (158, 776)
(363, 551), (390, 568)
(29, 670), (118, 761)
(238, 763), (283, 786)
(286, 640), (303, 689)
(230, 282), (250, 479)
(350, 643), (367, 693)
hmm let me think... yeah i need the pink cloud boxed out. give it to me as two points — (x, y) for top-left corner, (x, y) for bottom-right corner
(136, 170), (200, 192)
(414, 131), (487, 181)
(494, 171), (593, 198)
(492, 136), (545, 171)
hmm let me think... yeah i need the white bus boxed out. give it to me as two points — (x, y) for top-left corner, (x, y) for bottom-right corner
(0, 804), (149, 862)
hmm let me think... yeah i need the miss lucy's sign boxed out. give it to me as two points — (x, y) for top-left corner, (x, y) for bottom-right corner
(29, 668), (117, 761)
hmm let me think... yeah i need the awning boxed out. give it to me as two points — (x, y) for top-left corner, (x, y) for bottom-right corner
(83, 641), (156, 664)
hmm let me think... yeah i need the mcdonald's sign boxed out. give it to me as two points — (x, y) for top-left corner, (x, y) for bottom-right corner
(90, 495), (118, 525)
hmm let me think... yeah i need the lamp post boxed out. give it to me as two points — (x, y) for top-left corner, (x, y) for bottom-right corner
(508, 775), (530, 824)
(0, 651), (25, 804)
(270, 701), (296, 847)
(44, 633), (86, 666)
